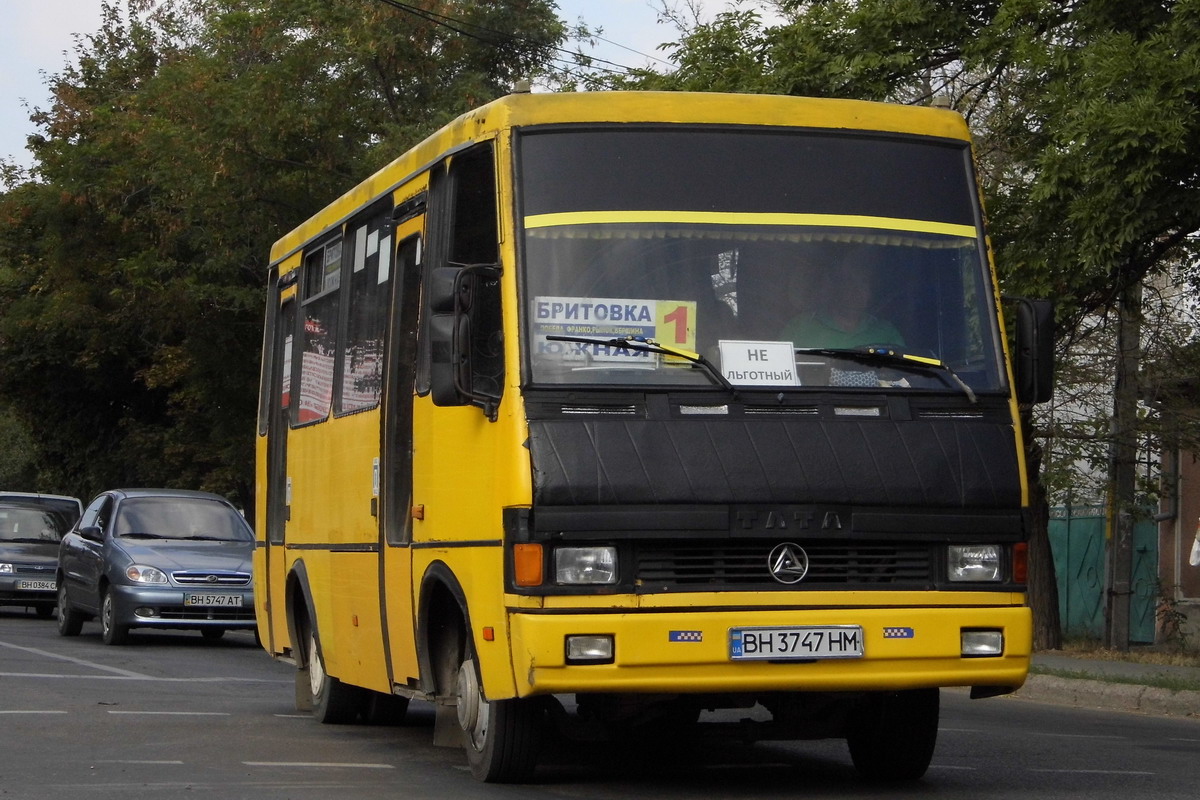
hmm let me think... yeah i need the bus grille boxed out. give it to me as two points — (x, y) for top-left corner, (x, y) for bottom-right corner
(634, 543), (932, 590)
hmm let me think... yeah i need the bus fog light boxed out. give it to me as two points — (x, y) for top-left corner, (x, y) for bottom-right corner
(962, 629), (1004, 657)
(566, 635), (614, 664)
(554, 546), (617, 585)
(948, 544), (1002, 581)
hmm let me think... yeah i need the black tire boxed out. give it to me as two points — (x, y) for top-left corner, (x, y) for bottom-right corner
(847, 688), (939, 781)
(100, 588), (130, 646)
(200, 627), (226, 641)
(455, 648), (543, 782)
(34, 605), (54, 619)
(56, 582), (84, 637)
(363, 691), (410, 725)
(306, 623), (365, 724)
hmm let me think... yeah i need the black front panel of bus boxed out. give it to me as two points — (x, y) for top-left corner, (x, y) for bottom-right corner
(525, 402), (1020, 510)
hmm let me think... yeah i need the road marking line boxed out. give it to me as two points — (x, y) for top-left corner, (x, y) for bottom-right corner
(1031, 732), (1126, 740)
(1029, 769), (1155, 776)
(243, 762), (395, 769)
(0, 639), (151, 678)
(0, 672), (287, 683)
(0, 710), (68, 714)
(108, 710), (230, 716)
(98, 760), (185, 765)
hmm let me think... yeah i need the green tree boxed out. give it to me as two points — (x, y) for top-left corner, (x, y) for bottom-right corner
(0, 0), (564, 509)
(595, 0), (1200, 649)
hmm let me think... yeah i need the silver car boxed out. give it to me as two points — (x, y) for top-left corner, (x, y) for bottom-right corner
(57, 488), (255, 645)
(0, 493), (83, 617)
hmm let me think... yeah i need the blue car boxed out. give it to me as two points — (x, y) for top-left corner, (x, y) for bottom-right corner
(0, 493), (82, 618)
(57, 488), (255, 645)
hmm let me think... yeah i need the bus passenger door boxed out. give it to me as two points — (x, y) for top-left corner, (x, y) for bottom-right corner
(264, 291), (295, 655)
(381, 223), (424, 687)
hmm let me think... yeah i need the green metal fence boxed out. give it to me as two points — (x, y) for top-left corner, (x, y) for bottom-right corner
(1047, 506), (1158, 644)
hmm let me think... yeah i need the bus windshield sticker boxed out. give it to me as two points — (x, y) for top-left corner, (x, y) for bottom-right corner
(533, 296), (696, 365)
(718, 340), (800, 386)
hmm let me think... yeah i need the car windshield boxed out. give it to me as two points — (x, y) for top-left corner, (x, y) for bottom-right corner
(114, 497), (252, 542)
(0, 505), (73, 543)
(518, 128), (1006, 394)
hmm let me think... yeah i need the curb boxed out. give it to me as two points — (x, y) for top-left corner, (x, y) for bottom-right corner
(1011, 674), (1200, 718)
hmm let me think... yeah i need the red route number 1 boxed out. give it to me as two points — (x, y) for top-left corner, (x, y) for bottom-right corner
(657, 302), (697, 351)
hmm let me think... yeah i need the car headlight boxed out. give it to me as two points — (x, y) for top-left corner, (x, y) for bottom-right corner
(126, 564), (169, 584)
(0, 563), (12, 574)
(947, 545), (1002, 582)
(554, 546), (617, 585)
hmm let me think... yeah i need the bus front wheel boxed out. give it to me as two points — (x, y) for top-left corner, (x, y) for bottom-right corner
(846, 688), (939, 780)
(454, 648), (543, 782)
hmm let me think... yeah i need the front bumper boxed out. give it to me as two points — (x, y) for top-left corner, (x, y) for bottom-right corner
(108, 584), (256, 629)
(507, 604), (1031, 697)
(0, 574), (58, 607)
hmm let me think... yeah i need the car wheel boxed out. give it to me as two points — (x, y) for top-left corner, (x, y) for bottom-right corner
(56, 582), (83, 637)
(100, 588), (130, 646)
(34, 605), (54, 619)
(454, 643), (543, 782)
(847, 688), (939, 780)
(307, 623), (365, 724)
(200, 627), (226, 641)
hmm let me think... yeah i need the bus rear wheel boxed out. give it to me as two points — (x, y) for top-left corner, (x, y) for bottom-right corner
(454, 651), (543, 782)
(846, 688), (939, 780)
(306, 624), (365, 724)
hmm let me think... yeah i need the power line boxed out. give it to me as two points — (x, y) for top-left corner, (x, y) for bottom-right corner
(368, 0), (662, 78)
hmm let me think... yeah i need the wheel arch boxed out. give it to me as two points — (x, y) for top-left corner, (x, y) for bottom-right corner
(285, 559), (319, 669)
(416, 561), (473, 698)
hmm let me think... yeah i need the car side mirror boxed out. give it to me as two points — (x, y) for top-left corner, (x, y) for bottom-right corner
(78, 525), (103, 542)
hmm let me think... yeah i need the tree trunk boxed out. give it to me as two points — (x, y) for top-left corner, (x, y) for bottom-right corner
(1022, 425), (1062, 651)
(1105, 277), (1142, 651)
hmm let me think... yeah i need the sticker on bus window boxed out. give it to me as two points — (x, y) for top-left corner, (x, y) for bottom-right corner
(532, 297), (696, 364)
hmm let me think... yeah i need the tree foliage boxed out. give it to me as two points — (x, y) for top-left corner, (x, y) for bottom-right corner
(0, 0), (564, 508)
(591, 0), (1200, 646)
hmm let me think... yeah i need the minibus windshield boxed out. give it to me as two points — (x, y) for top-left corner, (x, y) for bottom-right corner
(518, 128), (1005, 393)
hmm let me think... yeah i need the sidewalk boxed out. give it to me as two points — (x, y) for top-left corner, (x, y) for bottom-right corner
(1008, 652), (1200, 718)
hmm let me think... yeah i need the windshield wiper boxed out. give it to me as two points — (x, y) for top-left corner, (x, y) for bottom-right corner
(795, 346), (977, 404)
(119, 532), (168, 539)
(546, 335), (735, 391)
(6, 537), (55, 544)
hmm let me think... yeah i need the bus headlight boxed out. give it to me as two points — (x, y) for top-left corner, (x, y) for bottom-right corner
(947, 545), (1002, 582)
(554, 546), (617, 585)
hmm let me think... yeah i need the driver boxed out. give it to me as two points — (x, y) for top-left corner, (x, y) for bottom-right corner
(781, 247), (904, 349)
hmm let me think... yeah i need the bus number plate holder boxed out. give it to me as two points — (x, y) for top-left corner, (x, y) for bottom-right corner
(730, 625), (864, 660)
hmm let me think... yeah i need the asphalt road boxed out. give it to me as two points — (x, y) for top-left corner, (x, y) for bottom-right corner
(2, 607), (1199, 799)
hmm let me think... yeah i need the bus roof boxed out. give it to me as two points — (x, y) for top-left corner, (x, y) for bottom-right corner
(268, 91), (972, 267)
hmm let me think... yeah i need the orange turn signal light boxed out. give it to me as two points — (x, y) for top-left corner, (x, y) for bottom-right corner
(514, 543), (544, 587)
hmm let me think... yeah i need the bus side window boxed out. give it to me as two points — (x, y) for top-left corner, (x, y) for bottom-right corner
(336, 200), (393, 416)
(296, 235), (341, 426)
